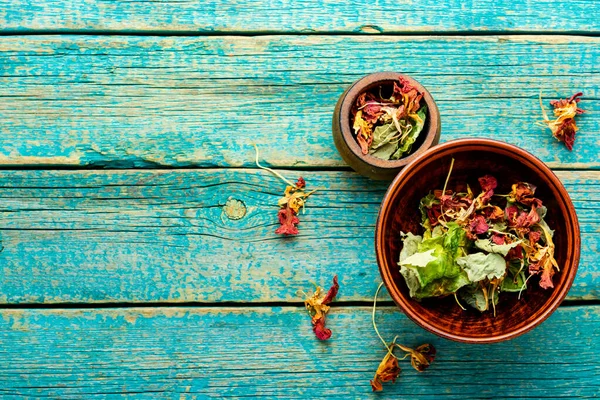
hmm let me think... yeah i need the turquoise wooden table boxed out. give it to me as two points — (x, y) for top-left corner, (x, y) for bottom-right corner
(0, 1), (599, 398)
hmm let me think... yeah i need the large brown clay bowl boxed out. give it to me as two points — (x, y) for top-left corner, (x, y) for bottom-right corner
(375, 139), (580, 343)
(332, 72), (441, 180)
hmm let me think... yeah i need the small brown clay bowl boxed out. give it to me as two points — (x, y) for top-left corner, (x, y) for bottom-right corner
(375, 139), (580, 343)
(332, 72), (441, 180)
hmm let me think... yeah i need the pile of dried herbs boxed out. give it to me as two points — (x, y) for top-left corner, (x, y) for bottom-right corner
(539, 92), (584, 151)
(351, 77), (427, 160)
(398, 161), (558, 313)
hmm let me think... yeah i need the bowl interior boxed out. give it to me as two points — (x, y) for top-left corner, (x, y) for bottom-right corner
(377, 140), (579, 342)
(338, 73), (440, 174)
(345, 79), (432, 163)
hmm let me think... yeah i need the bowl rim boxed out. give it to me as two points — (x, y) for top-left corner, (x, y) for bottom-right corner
(338, 72), (440, 170)
(375, 138), (581, 343)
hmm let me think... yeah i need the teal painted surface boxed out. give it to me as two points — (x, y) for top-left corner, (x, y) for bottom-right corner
(1, 0), (599, 33)
(0, 36), (598, 169)
(1, 1), (600, 397)
(0, 306), (598, 397)
(0, 169), (597, 304)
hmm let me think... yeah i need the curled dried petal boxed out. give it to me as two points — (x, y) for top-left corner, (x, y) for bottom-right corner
(370, 350), (401, 392)
(478, 175), (497, 204)
(482, 205), (504, 221)
(509, 182), (543, 208)
(321, 275), (339, 305)
(312, 316), (332, 340)
(529, 261), (555, 289)
(295, 177), (306, 189)
(398, 343), (436, 372)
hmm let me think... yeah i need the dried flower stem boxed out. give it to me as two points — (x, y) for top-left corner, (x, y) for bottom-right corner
(439, 157), (455, 226)
(372, 282), (399, 359)
(253, 144), (297, 187)
(538, 91), (550, 123)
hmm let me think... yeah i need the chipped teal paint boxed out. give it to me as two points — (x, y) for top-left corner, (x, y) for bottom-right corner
(0, 169), (597, 304)
(0, 306), (598, 397)
(1, 0), (599, 33)
(0, 36), (598, 169)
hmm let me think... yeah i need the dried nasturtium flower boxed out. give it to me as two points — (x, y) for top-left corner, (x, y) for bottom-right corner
(304, 275), (339, 340)
(275, 177), (313, 235)
(370, 283), (436, 392)
(539, 92), (584, 150)
(397, 343), (437, 372)
(253, 145), (315, 235)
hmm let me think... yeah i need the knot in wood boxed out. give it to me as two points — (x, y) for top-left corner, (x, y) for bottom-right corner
(223, 198), (247, 220)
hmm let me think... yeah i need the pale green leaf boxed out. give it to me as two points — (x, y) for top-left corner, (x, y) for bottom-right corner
(475, 239), (522, 256)
(400, 248), (436, 268)
(390, 105), (427, 160)
(456, 252), (506, 282)
(399, 232), (423, 263)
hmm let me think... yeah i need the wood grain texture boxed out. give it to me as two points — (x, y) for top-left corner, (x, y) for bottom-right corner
(0, 35), (598, 169)
(1, 0), (599, 34)
(0, 169), (597, 304)
(0, 306), (598, 398)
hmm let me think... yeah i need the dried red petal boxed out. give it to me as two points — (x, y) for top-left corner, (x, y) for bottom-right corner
(513, 206), (540, 235)
(440, 194), (472, 211)
(529, 262), (555, 289)
(492, 233), (505, 245)
(529, 230), (542, 245)
(550, 92), (584, 108)
(312, 316), (332, 340)
(275, 206), (299, 235)
(321, 275), (339, 305)
(511, 182), (543, 208)
(356, 133), (371, 155)
(467, 215), (488, 238)
(479, 175), (497, 204)
(479, 175), (498, 192)
(362, 103), (383, 123)
(540, 267), (555, 289)
(355, 92), (368, 108)
(295, 177), (306, 189)
(426, 205), (442, 227)
(554, 118), (577, 151)
(413, 344), (436, 371)
(505, 205), (519, 223)
(507, 244), (524, 260)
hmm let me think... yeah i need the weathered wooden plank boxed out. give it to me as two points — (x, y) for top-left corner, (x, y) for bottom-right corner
(0, 169), (597, 304)
(0, 35), (598, 169)
(1, 0), (599, 34)
(0, 306), (598, 398)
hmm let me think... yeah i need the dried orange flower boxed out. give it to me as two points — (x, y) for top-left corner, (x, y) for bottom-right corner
(304, 275), (339, 340)
(539, 92), (584, 150)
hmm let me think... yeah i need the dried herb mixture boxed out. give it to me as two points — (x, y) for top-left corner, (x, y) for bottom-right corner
(351, 77), (427, 160)
(398, 160), (558, 313)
